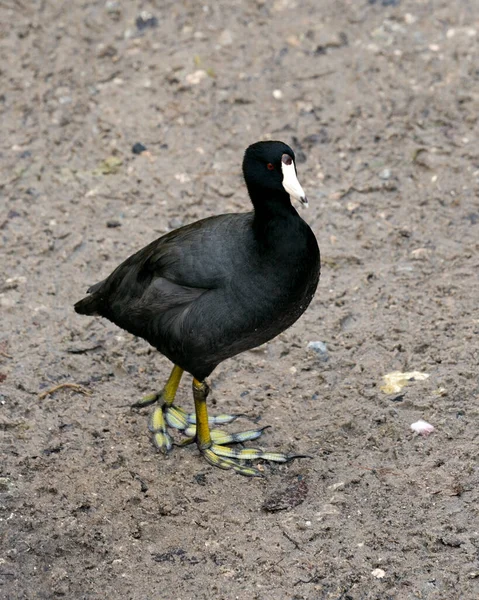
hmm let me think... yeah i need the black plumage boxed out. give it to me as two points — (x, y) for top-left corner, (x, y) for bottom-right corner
(74, 140), (320, 476)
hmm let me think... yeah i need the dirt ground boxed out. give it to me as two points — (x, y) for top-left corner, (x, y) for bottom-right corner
(1, 0), (479, 598)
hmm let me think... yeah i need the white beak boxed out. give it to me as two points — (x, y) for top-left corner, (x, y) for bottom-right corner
(281, 154), (308, 207)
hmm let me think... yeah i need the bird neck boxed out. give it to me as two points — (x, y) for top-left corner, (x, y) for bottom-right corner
(249, 190), (302, 243)
(248, 186), (296, 223)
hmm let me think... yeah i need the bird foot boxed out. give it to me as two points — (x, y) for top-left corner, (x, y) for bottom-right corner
(177, 425), (306, 477)
(200, 444), (306, 477)
(135, 394), (308, 477)
(143, 401), (242, 453)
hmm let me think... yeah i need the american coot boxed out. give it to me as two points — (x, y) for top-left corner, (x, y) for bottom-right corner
(75, 141), (320, 477)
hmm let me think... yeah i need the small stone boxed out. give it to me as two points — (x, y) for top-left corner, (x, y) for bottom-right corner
(136, 11), (158, 31)
(371, 568), (386, 579)
(0, 477), (12, 492)
(132, 142), (147, 155)
(410, 248), (432, 260)
(287, 35), (301, 47)
(379, 168), (391, 180)
(96, 43), (118, 58)
(185, 70), (208, 85)
(5, 276), (27, 289)
(106, 220), (122, 228)
(410, 419), (435, 436)
(307, 341), (328, 362)
(105, 1), (121, 16)
(168, 217), (184, 229)
(429, 43), (440, 52)
(174, 173), (191, 184)
(272, 89), (283, 100)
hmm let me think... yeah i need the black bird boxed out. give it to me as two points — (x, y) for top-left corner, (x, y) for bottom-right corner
(74, 141), (320, 477)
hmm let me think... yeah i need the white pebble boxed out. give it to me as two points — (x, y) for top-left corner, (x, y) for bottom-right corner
(410, 419), (435, 436)
(174, 173), (191, 184)
(371, 568), (386, 579)
(5, 276), (27, 287)
(185, 70), (207, 85)
(272, 89), (283, 100)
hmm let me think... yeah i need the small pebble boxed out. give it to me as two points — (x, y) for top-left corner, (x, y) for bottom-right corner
(132, 142), (147, 155)
(379, 168), (391, 180)
(410, 419), (435, 436)
(136, 12), (158, 31)
(307, 341), (328, 362)
(185, 70), (208, 85)
(105, 1), (121, 15)
(5, 276), (27, 288)
(371, 568), (386, 579)
(272, 89), (283, 100)
(106, 220), (122, 228)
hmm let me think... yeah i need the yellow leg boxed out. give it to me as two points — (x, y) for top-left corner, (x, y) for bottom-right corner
(133, 364), (184, 408)
(163, 365), (184, 407)
(135, 365), (241, 453)
(192, 379), (268, 477)
(193, 378), (212, 449)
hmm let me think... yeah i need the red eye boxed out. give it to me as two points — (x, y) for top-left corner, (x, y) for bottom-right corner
(267, 163), (275, 170)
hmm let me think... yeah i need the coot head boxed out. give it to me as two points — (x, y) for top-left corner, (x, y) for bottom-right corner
(243, 140), (308, 207)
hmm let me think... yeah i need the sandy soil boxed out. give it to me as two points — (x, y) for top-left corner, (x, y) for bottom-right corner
(1, 0), (479, 598)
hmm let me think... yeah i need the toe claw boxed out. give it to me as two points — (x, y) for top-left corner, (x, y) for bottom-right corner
(202, 448), (263, 477)
(286, 453), (313, 461)
(152, 431), (173, 452)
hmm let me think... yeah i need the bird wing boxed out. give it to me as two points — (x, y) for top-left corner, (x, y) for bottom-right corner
(91, 212), (253, 320)
(140, 212), (253, 289)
